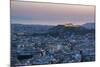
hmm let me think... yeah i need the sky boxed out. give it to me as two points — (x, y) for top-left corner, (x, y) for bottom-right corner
(11, 1), (95, 25)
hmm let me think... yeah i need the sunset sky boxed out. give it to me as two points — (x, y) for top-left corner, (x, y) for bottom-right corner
(11, 1), (95, 25)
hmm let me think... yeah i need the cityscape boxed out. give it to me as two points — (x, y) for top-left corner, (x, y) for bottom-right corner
(11, 23), (95, 66)
(11, 1), (95, 67)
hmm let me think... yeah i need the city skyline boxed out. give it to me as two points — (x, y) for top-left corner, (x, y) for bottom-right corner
(11, 1), (95, 25)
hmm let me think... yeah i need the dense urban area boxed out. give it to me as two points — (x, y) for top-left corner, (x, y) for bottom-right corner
(11, 23), (95, 66)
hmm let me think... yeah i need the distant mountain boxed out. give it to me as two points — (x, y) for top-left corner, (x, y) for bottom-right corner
(11, 23), (95, 37)
(11, 24), (54, 33)
(82, 23), (95, 30)
(48, 24), (92, 37)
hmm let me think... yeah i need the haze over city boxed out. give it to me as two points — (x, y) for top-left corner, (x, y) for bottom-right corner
(11, 1), (95, 25)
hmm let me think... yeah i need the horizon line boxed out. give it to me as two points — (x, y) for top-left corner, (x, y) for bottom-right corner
(11, 22), (95, 26)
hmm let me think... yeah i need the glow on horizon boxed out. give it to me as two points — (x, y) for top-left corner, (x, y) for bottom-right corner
(11, 1), (95, 25)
